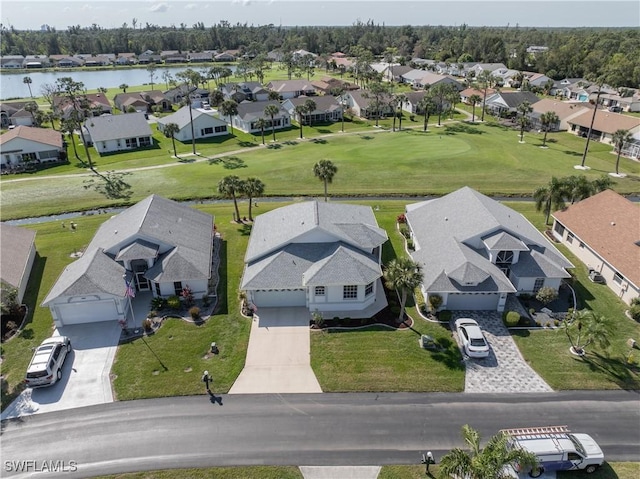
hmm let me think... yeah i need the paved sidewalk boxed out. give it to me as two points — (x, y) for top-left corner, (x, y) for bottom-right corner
(229, 307), (322, 394)
(453, 312), (553, 393)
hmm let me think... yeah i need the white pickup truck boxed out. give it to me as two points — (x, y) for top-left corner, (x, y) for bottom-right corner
(502, 426), (604, 477)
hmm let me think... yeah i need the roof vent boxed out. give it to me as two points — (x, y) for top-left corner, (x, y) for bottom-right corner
(611, 222), (616, 226)
(114, 230), (118, 234)
(444, 217), (448, 221)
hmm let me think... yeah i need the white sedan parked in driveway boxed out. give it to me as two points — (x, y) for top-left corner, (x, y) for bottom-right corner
(455, 318), (490, 358)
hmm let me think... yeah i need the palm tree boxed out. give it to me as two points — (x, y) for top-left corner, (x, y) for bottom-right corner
(533, 176), (568, 225)
(255, 118), (267, 145)
(563, 309), (613, 356)
(119, 83), (129, 93)
(313, 159), (338, 202)
(565, 175), (594, 204)
(219, 100), (238, 135)
(264, 104), (280, 142)
(217, 175), (243, 222)
(478, 70), (496, 122)
(23, 76), (33, 97)
(579, 86), (604, 168)
(303, 99), (317, 127)
(383, 257), (423, 323)
(395, 93), (407, 131)
(241, 177), (265, 221)
(540, 111), (559, 147)
(418, 90), (434, 132)
(517, 101), (533, 142)
(163, 122), (180, 157)
(295, 104), (308, 139)
(591, 175), (613, 193)
(611, 129), (632, 175)
(468, 94), (482, 122)
(24, 102), (39, 126)
(438, 424), (538, 479)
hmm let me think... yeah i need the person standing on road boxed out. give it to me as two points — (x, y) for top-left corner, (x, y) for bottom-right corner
(202, 370), (211, 392)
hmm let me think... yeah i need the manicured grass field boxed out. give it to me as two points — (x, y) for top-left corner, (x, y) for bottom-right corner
(2, 119), (639, 221)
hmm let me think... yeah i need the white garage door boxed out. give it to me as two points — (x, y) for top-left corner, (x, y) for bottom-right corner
(253, 290), (307, 308)
(56, 300), (119, 326)
(447, 293), (499, 311)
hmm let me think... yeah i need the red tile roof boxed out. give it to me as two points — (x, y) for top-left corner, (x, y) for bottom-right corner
(553, 190), (640, 287)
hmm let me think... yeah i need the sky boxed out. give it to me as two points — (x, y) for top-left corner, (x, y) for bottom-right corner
(0, 0), (638, 30)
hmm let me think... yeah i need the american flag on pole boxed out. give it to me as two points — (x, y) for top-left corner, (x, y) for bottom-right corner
(124, 277), (136, 298)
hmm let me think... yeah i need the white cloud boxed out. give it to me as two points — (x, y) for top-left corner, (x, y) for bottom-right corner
(185, 3), (198, 10)
(231, 0), (252, 6)
(149, 3), (169, 13)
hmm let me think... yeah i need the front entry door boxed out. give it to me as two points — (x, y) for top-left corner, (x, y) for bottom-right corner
(136, 272), (150, 291)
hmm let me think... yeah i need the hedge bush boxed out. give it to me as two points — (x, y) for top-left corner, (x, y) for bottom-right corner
(503, 311), (521, 327)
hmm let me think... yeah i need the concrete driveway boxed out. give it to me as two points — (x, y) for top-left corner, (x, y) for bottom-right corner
(229, 307), (322, 394)
(1, 321), (121, 419)
(452, 312), (553, 393)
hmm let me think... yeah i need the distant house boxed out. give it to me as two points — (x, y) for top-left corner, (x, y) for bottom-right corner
(266, 80), (317, 99)
(188, 52), (213, 63)
(0, 224), (36, 304)
(282, 96), (343, 124)
(600, 91), (640, 113)
(528, 99), (590, 131)
(241, 201), (388, 318)
(220, 82), (270, 103)
(552, 190), (640, 305)
(311, 77), (358, 95)
(566, 109), (640, 146)
(53, 92), (112, 119)
(214, 52), (236, 62)
(83, 113), (153, 155)
(23, 55), (50, 68)
(381, 65), (414, 83)
(138, 53), (162, 64)
(550, 78), (586, 98)
(113, 91), (172, 113)
(0, 55), (25, 69)
(157, 106), (228, 141)
(229, 101), (291, 134)
(459, 87), (497, 104)
(400, 71), (463, 91)
(116, 53), (137, 65)
(164, 84), (210, 108)
(0, 126), (65, 168)
(406, 187), (573, 312)
(42, 195), (214, 327)
(484, 91), (541, 116)
(0, 101), (38, 128)
(342, 90), (394, 119)
(400, 91), (431, 115)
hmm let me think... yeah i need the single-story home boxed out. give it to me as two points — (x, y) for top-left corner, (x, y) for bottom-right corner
(401, 71), (463, 91)
(241, 201), (388, 318)
(229, 100), (291, 134)
(311, 77), (358, 95)
(113, 91), (172, 113)
(528, 99), (590, 131)
(266, 80), (317, 99)
(42, 195), (214, 327)
(0, 126), (65, 168)
(551, 190), (639, 305)
(484, 91), (541, 117)
(406, 187), (573, 312)
(342, 91), (394, 119)
(0, 224), (36, 304)
(83, 113), (153, 155)
(157, 106), (228, 141)
(0, 101), (37, 128)
(459, 88), (497, 105)
(165, 84), (210, 108)
(53, 92), (113, 119)
(282, 96), (343, 124)
(566, 109), (640, 145)
(220, 82), (270, 103)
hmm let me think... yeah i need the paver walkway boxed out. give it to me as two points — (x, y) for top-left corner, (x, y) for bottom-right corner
(452, 311), (553, 393)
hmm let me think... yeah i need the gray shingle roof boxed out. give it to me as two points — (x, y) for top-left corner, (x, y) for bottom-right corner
(482, 230), (529, 251)
(84, 113), (152, 142)
(115, 239), (159, 261)
(158, 106), (227, 130)
(0, 224), (36, 291)
(236, 100), (287, 122)
(406, 187), (572, 294)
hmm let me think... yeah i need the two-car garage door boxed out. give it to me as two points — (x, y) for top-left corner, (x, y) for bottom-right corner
(55, 299), (119, 326)
(446, 293), (499, 311)
(252, 290), (307, 308)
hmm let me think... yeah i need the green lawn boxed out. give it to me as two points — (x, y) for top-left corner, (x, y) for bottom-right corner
(2, 119), (640, 221)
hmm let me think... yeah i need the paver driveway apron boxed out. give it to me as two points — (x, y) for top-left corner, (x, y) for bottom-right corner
(453, 312), (553, 394)
(1, 321), (121, 419)
(229, 307), (322, 394)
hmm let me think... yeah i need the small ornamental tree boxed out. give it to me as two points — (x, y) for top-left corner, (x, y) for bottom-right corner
(428, 294), (443, 313)
(181, 285), (195, 307)
(563, 309), (613, 356)
(535, 286), (558, 306)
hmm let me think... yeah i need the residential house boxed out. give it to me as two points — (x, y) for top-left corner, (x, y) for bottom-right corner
(53, 92), (113, 119)
(459, 87), (497, 104)
(164, 53), (188, 64)
(241, 201), (388, 318)
(600, 90), (640, 113)
(82, 113), (153, 155)
(0, 224), (37, 304)
(342, 90), (394, 119)
(228, 100), (291, 134)
(188, 52), (213, 63)
(551, 190), (639, 305)
(83, 55), (113, 67)
(113, 91), (172, 113)
(50, 55), (84, 68)
(311, 77), (358, 95)
(484, 91), (541, 117)
(165, 84), (210, 108)
(214, 52), (236, 62)
(0, 101), (38, 128)
(0, 55), (25, 69)
(292, 49), (318, 60)
(528, 99), (591, 131)
(282, 96), (343, 124)
(266, 80), (317, 100)
(157, 106), (228, 141)
(406, 187), (573, 312)
(550, 78), (586, 98)
(0, 126), (65, 169)
(468, 63), (509, 77)
(400, 91), (430, 115)
(23, 55), (50, 68)
(42, 195), (214, 327)
(401, 71), (463, 91)
(220, 82), (270, 103)
(381, 65), (414, 83)
(116, 53), (137, 65)
(566, 109), (640, 147)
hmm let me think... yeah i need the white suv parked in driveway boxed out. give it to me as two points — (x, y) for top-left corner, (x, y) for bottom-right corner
(25, 336), (72, 388)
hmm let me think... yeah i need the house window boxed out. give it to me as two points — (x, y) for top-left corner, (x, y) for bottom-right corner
(613, 273), (623, 285)
(173, 281), (182, 296)
(125, 138), (138, 148)
(215, 125), (227, 133)
(496, 250), (514, 265)
(533, 278), (545, 292)
(315, 286), (325, 296)
(554, 222), (565, 236)
(343, 285), (358, 300)
(139, 137), (151, 147)
(567, 232), (574, 244)
(579, 242), (585, 249)
(201, 127), (214, 135)
(155, 283), (161, 296)
(365, 282), (374, 297)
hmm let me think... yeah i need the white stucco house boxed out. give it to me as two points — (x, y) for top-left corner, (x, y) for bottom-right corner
(157, 106), (229, 141)
(42, 195), (214, 327)
(83, 113), (153, 155)
(0, 126), (65, 168)
(406, 187), (573, 312)
(552, 190), (639, 305)
(241, 201), (389, 318)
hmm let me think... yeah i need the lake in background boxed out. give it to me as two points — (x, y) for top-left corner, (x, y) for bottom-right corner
(0, 64), (236, 100)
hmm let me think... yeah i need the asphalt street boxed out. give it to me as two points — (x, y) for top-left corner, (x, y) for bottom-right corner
(1, 391), (639, 478)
